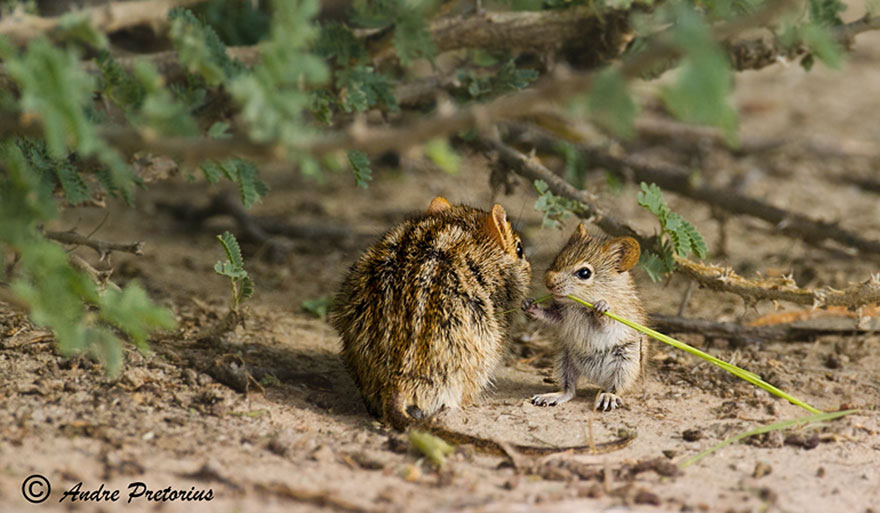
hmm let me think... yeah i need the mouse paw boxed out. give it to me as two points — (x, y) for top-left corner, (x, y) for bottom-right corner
(531, 391), (573, 407)
(594, 392), (622, 412)
(522, 297), (539, 318)
(592, 299), (610, 316)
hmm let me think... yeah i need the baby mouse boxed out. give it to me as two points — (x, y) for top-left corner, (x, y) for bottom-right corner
(523, 223), (647, 412)
(331, 196), (531, 429)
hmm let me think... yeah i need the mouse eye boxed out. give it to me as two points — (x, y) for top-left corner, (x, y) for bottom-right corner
(515, 241), (524, 259)
(576, 267), (592, 280)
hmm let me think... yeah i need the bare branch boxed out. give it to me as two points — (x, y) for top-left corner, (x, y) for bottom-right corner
(44, 229), (144, 260)
(0, 0), (210, 46)
(69, 253), (121, 292)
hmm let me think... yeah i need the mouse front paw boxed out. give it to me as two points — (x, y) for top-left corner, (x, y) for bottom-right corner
(531, 391), (573, 407)
(594, 392), (623, 412)
(593, 299), (610, 315)
(522, 297), (539, 318)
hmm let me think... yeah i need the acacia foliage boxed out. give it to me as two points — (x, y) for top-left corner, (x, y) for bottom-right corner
(0, 0), (853, 373)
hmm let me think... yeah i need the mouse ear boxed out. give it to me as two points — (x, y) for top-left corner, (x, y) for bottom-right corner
(575, 223), (589, 239)
(426, 196), (453, 215)
(483, 204), (514, 253)
(602, 237), (640, 272)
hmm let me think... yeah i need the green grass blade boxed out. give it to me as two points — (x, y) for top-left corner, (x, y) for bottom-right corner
(565, 294), (822, 414)
(679, 409), (858, 468)
(497, 293), (552, 316)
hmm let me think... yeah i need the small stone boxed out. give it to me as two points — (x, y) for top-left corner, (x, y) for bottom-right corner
(400, 464), (421, 482)
(682, 429), (703, 442)
(309, 444), (335, 463)
(817, 467), (826, 478)
(752, 462), (772, 478)
(824, 354), (842, 369)
(634, 489), (661, 505)
(662, 449), (678, 459)
(577, 483), (603, 498)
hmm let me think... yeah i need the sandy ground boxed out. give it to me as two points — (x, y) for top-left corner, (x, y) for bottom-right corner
(2, 21), (880, 513)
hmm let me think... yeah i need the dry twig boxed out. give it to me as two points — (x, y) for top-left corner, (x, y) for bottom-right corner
(44, 229), (144, 260)
(0, 0), (209, 46)
(650, 313), (879, 343)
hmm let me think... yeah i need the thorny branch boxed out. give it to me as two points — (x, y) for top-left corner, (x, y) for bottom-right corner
(0, 0), (209, 46)
(505, 124), (880, 257)
(727, 13), (880, 71)
(0, 0), (796, 164)
(371, 5), (633, 66)
(476, 135), (880, 311)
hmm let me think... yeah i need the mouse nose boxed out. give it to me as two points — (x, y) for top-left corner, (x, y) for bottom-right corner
(544, 271), (557, 290)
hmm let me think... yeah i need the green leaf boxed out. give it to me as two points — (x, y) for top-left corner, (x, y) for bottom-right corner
(235, 160), (268, 208)
(208, 121), (231, 139)
(239, 276), (255, 301)
(392, 8), (436, 66)
(54, 163), (91, 205)
(335, 65), (399, 113)
(315, 22), (367, 64)
(98, 284), (176, 351)
(217, 231), (244, 270)
(801, 23), (843, 69)
(168, 7), (244, 85)
(201, 161), (223, 183)
(348, 150), (372, 188)
(90, 326), (124, 377)
(5, 37), (97, 158)
(556, 141), (588, 189)
(132, 61), (199, 137)
(214, 231), (254, 307)
(57, 12), (109, 48)
(661, 5), (738, 143)
(638, 251), (667, 282)
(459, 60), (538, 101)
(808, 0), (846, 27)
(302, 295), (334, 320)
(588, 69), (637, 139)
(533, 179), (583, 229)
(230, 0), (328, 147)
(636, 182), (668, 217)
(681, 219), (708, 259)
(95, 50), (146, 112)
(424, 139), (461, 174)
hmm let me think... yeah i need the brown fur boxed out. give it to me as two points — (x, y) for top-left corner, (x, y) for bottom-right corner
(331, 197), (531, 429)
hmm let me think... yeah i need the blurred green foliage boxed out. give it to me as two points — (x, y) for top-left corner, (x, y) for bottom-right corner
(0, 0), (857, 374)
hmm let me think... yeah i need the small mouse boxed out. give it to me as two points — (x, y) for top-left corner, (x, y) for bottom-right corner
(331, 196), (531, 429)
(523, 223), (647, 412)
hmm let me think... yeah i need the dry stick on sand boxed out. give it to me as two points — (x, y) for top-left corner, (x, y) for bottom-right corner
(0, 0), (210, 47)
(649, 313), (879, 343)
(504, 123), (880, 257)
(477, 136), (880, 311)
